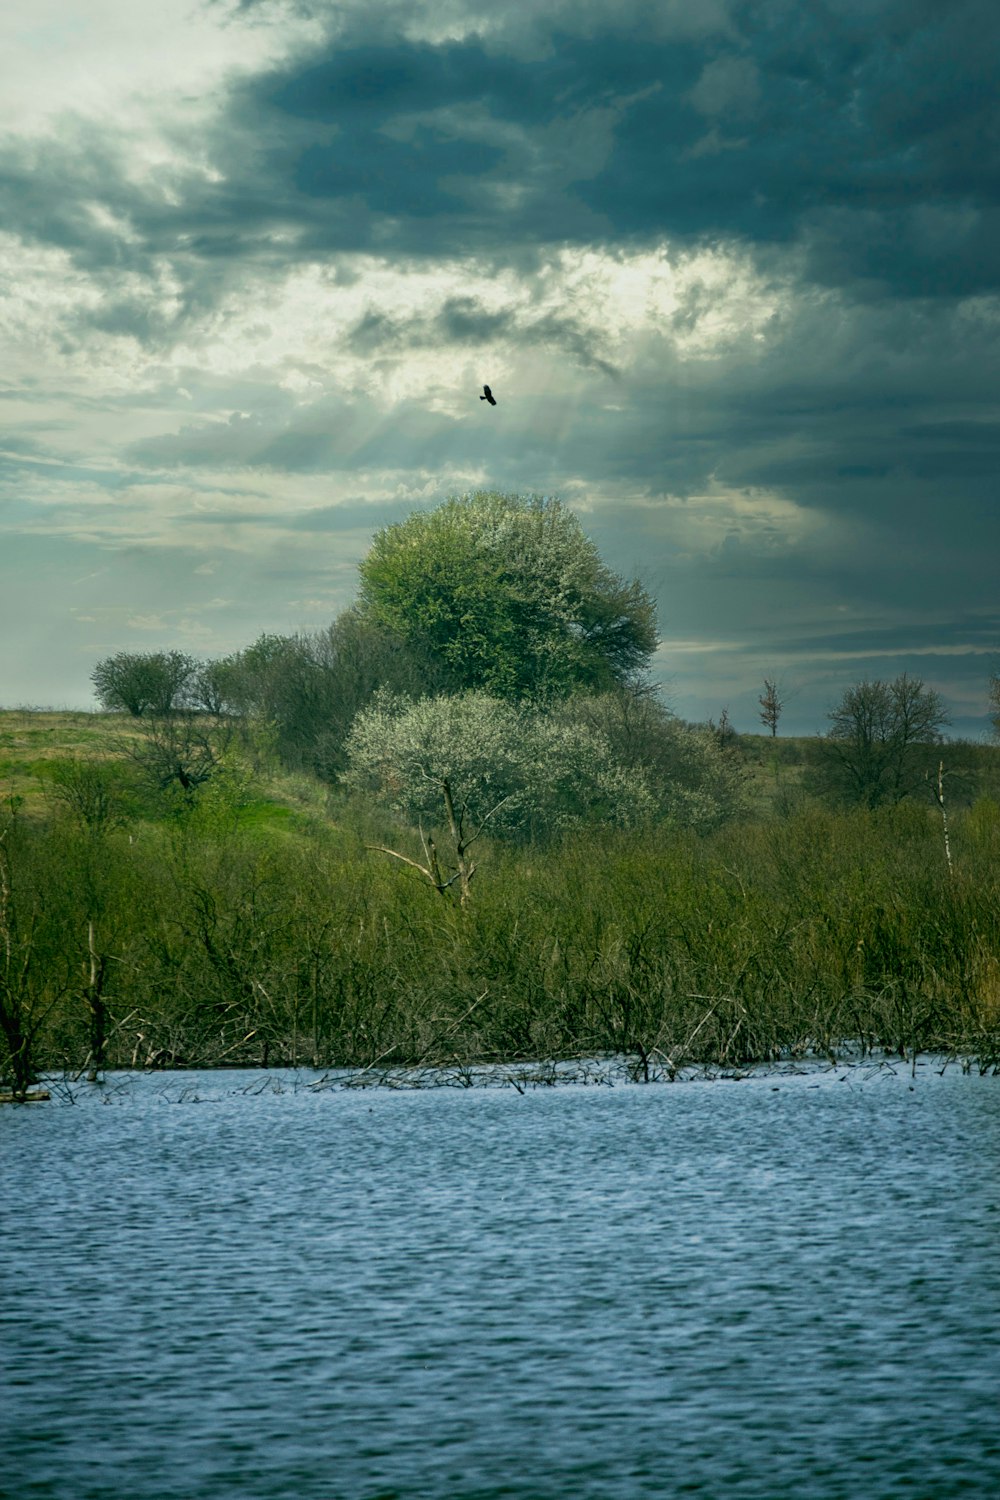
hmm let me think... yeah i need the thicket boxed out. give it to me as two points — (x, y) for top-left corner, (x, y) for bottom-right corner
(3, 787), (999, 1093)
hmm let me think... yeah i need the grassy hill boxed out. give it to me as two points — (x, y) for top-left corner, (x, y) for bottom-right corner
(4, 710), (998, 827)
(0, 708), (327, 830)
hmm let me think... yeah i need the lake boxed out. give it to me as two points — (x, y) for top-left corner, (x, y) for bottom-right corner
(2, 1061), (999, 1499)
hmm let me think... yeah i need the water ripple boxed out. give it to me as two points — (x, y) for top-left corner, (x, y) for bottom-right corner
(2, 1065), (999, 1498)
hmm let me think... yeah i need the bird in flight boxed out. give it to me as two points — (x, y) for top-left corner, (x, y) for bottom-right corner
(480, 384), (497, 406)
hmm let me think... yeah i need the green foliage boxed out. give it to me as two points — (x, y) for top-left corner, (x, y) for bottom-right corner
(187, 658), (242, 715)
(45, 757), (139, 833)
(308, 609), (448, 778)
(4, 797), (1000, 1079)
(0, 811), (75, 1093)
(91, 651), (196, 716)
(195, 618), (437, 780)
(357, 491), (658, 700)
(554, 689), (747, 831)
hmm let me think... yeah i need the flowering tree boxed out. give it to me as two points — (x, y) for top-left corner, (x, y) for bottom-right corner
(342, 690), (655, 902)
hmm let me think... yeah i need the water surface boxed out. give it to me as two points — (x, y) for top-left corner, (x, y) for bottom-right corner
(3, 1062), (999, 1498)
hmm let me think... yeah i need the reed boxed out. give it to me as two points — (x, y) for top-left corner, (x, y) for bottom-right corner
(2, 793), (999, 1086)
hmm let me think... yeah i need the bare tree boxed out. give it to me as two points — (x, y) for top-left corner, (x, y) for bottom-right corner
(825, 673), (949, 807)
(988, 671), (1000, 740)
(121, 714), (234, 804)
(46, 759), (133, 834)
(759, 679), (784, 737)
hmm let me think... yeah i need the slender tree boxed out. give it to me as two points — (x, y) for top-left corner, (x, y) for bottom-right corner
(988, 671), (1000, 740)
(759, 679), (784, 737)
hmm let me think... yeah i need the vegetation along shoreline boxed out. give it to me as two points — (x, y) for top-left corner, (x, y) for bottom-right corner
(3, 494), (1000, 1099)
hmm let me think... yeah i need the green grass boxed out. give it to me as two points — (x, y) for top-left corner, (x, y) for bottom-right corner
(0, 709), (307, 825)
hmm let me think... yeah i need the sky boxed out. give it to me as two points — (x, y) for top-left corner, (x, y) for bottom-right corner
(2, 0), (998, 737)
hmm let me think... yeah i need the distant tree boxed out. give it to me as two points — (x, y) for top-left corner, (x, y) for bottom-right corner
(989, 671), (1000, 740)
(308, 609), (449, 780)
(825, 673), (949, 807)
(190, 619), (446, 778)
(342, 690), (655, 901)
(91, 651), (196, 717)
(759, 679), (784, 737)
(185, 658), (243, 716)
(214, 635), (296, 718)
(357, 491), (658, 701)
(714, 706), (738, 749)
(199, 634), (330, 768)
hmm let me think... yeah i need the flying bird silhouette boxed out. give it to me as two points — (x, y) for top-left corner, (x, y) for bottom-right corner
(480, 384), (497, 406)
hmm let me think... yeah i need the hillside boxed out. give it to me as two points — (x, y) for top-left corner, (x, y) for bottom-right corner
(3, 710), (999, 827)
(0, 708), (323, 829)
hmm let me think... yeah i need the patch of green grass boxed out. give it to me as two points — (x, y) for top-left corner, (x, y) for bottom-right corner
(234, 800), (298, 832)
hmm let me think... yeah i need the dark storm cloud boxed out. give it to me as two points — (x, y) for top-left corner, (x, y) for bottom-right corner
(347, 296), (619, 374)
(196, 0), (999, 292)
(576, 0), (1000, 295)
(6, 0), (999, 727)
(5, 0), (997, 344)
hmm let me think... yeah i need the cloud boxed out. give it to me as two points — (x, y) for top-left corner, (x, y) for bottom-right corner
(1, 0), (999, 731)
(688, 54), (760, 119)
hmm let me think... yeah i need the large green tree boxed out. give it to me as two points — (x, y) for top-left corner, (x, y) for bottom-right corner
(357, 491), (658, 700)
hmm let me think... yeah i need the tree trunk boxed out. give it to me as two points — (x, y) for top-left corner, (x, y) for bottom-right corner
(441, 778), (474, 906)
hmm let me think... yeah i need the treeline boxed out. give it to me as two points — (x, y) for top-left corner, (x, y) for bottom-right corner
(87, 493), (999, 827)
(90, 612), (426, 783)
(3, 797), (1000, 1094)
(91, 492), (664, 789)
